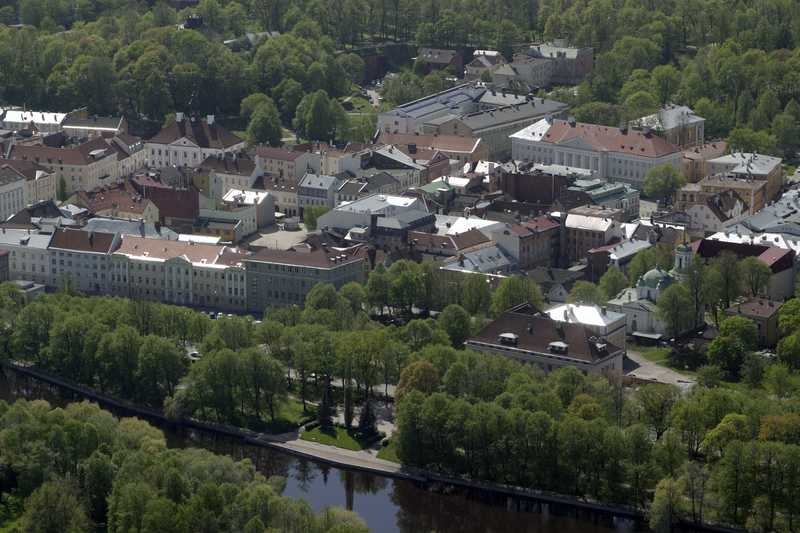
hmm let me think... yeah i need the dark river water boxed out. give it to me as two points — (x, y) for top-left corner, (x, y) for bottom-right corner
(0, 371), (636, 533)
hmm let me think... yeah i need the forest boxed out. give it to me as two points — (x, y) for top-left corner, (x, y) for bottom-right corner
(2, 0), (800, 156)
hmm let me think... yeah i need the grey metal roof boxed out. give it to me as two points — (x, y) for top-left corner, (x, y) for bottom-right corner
(299, 173), (340, 191)
(83, 217), (179, 240)
(0, 228), (52, 249)
(460, 98), (568, 131)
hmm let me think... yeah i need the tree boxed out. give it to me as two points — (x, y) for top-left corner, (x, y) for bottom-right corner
(246, 100), (282, 146)
(568, 281), (605, 305)
(719, 316), (758, 352)
(657, 284), (692, 338)
(338, 282), (366, 315)
(366, 266), (390, 315)
(396, 360), (440, 399)
(727, 127), (776, 154)
(643, 164), (685, 202)
(490, 276), (544, 315)
(357, 399), (377, 438)
(635, 384), (680, 440)
(598, 267), (628, 300)
(21, 480), (91, 533)
(707, 336), (747, 380)
(336, 53), (365, 85)
(739, 256), (771, 297)
(461, 274), (491, 315)
(649, 477), (684, 533)
(650, 65), (680, 105)
(709, 251), (742, 310)
(437, 304), (471, 347)
(303, 205), (329, 230)
(136, 335), (186, 406)
(772, 112), (799, 158)
(57, 176), (68, 201)
(317, 380), (335, 430)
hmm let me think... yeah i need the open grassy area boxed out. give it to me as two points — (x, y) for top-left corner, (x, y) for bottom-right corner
(261, 398), (315, 434)
(377, 438), (400, 463)
(301, 426), (365, 451)
(636, 345), (671, 364)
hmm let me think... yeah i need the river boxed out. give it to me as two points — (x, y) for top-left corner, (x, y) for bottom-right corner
(0, 371), (635, 533)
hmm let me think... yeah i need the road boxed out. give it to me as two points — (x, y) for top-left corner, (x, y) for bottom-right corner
(624, 349), (695, 391)
(268, 437), (408, 477)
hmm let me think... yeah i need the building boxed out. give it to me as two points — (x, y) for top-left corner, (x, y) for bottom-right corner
(440, 243), (515, 276)
(728, 189), (800, 237)
(682, 190), (749, 237)
(109, 133), (147, 178)
(492, 55), (555, 92)
(111, 235), (248, 311)
(678, 175), (766, 217)
(0, 159), (57, 206)
(145, 114), (245, 168)
(48, 227), (120, 294)
(335, 172), (402, 205)
(258, 177), (298, 217)
(255, 146), (319, 183)
(546, 303), (627, 352)
(317, 194), (428, 233)
(423, 98), (569, 159)
(200, 153), (260, 198)
(523, 40), (594, 85)
(8, 137), (120, 195)
(683, 141), (728, 182)
(466, 302), (623, 376)
(407, 228), (490, 258)
(725, 298), (783, 348)
(464, 50), (506, 80)
(378, 83), (567, 158)
(378, 132), (489, 163)
(706, 152), (783, 202)
(511, 118), (682, 188)
(586, 239), (653, 281)
(528, 266), (584, 303)
(692, 237), (795, 300)
(567, 178), (640, 221)
(0, 228), (53, 284)
(0, 164), (28, 221)
(416, 48), (463, 73)
(201, 188), (275, 238)
(244, 238), (370, 311)
(487, 215), (561, 269)
(564, 205), (624, 262)
(70, 181), (160, 223)
(131, 173), (199, 228)
(297, 173), (342, 214)
(61, 109), (127, 139)
(631, 105), (705, 149)
(0, 108), (66, 133)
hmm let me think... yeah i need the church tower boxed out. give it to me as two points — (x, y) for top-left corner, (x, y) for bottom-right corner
(672, 238), (693, 281)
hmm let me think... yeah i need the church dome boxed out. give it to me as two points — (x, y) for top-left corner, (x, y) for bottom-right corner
(637, 267), (674, 290)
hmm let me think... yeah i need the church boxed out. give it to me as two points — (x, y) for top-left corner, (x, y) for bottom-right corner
(606, 242), (693, 340)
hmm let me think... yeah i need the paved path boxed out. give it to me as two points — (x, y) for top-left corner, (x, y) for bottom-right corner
(267, 437), (410, 477)
(625, 350), (695, 391)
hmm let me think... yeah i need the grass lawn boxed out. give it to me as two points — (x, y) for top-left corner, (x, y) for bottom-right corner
(634, 344), (671, 365)
(301, 426), (366, 451)
(376, 438), (400, 463)
(261, 398), (315, 434)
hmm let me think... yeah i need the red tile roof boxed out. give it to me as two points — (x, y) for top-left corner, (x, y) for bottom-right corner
(9, 137), (116, 166)
(256, 146), (305, 162)
(726, 298), (782, 319)
(379, 132), (481, 154)
(694, 238), (794, 273)
(49, 227), (116, 253)
(542, 119), (679, 157)
(75, 181), (154, 215)
(246, 239), (368, 269)
(0, 158), (52, 180)
(510, 215), (560, 236)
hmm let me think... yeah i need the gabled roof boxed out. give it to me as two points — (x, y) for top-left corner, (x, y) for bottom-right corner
(74, 181), (154, 216)
(467, 302), (621, 363)
(0, 159), (53, 181)
(418, 48), (458, 65)
(694, 238), (794, 272)
(148, 117), (242, 149)
(513, 118), (680, 157)
(256, 146), (305, 162)
(9, 137), (115, 166)
(49, 227), (116, 254)
(200, 154), (256, 176)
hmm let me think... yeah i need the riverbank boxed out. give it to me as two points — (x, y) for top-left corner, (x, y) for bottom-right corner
(2, 360), (744, 532)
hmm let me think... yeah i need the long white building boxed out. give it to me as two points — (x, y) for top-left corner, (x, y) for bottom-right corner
(510, 118), (682, 189)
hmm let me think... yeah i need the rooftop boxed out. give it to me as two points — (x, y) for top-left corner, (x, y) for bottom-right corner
(725, 298), (782, 319)
(0, 228), (52, 249)
(512, 118), (680, 157)
(199, 153), (256, 175)
(0, 159), (53, 182)
(49, 227), (116, 254)
(9, 137), (116, 166)
(222, 188), (270, 206)
(115, 235), (245, 267)
(0, 109), (66, 127)
(467, 302), (621, 363)
(632, 104), (704, 131)
(256, 146), (306, 162)
(246, 237), (368, 269)
(378, 132), (482, 154)
(460, 99), (568, 131)
(441, 244), (513, 273)
(61, 114), (124, 131)
(74, 181), (154, 216)
(546, 303), (625, 327)
(148, 116), (242, 149)
(83, 218), (178, 240)
(299, 173), (341, 191)
(709, 152), (781, 176)
(336, 194), (423, 215)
